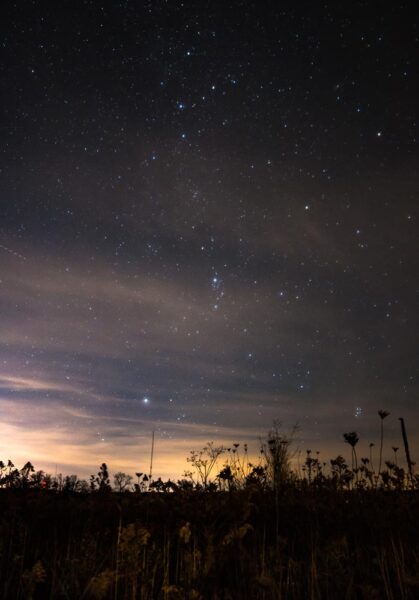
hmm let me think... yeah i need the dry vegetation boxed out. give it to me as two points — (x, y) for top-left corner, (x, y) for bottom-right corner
(1, 415), (418, 599)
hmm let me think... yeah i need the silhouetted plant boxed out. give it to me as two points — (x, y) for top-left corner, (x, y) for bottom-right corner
(217, 465), (234, 491)
(95, 463), (111, 491)
(359, 458), (374, 488)
(378, 410), (390, 480)
(369, 442), (375, 473)
(305, 449), (314, 484)
(245, 464), (269, 489)
(343, 432), (359, 482)
(261, 422), (297, 490)
(217, 442), (253, 490)
(392, 446), (399, 467)
(186, 442), (224, 488)
(0, 420), (418, 600)
(20, 461), (35, 487)
(330, 455), (353, 488)
(63, 474), (88, 492)
(113, 472), (133, 492)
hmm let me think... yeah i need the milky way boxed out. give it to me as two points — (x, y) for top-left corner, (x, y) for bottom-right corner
(0, 2), (418, 479)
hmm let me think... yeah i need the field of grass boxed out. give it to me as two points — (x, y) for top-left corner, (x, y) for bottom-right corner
(1, 419), (418, 599)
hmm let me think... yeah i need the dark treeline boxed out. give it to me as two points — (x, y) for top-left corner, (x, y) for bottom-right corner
(1, 415), (419, 599)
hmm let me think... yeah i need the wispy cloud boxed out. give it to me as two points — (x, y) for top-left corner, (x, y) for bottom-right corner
(0, 240), (417, 480)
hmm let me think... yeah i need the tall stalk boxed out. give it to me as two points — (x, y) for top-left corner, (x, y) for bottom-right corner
(343, 432), (359, 485)
(378, 410), (390, 480)
(399, 417), (413, 486)
(369, 442), (375, 474)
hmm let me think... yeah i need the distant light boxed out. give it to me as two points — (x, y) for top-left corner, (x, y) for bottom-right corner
(377, 131), (382, 137)
(143, 397), (149, 404)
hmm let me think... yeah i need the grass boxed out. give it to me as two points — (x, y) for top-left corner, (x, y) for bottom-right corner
(1, 485), (419, 599)
(0, 417), (418, 599)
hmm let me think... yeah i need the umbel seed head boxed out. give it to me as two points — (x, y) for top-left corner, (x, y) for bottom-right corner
(378, 410), (390, 420)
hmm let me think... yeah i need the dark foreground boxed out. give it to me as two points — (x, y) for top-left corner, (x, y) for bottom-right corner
(1, 487), (418, 600)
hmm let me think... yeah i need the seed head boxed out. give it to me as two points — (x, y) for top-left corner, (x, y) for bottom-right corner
(378, 410), (390, 420)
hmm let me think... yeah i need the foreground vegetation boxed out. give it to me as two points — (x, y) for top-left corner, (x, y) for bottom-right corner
(1, 415), (418, 599)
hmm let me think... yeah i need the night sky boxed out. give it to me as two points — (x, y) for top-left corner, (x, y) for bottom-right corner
(1, 2), (418, 480)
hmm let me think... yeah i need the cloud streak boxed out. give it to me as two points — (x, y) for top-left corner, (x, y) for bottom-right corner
(0, 219), (418, 480)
